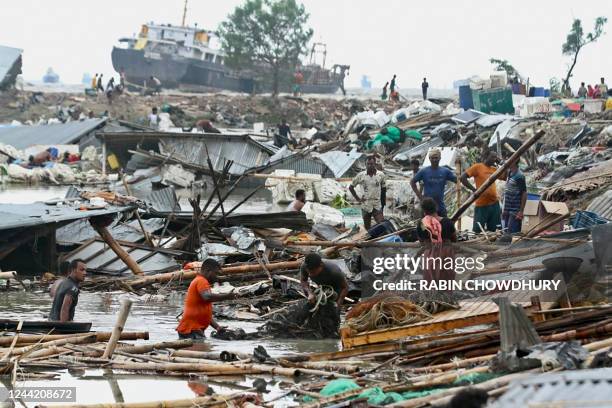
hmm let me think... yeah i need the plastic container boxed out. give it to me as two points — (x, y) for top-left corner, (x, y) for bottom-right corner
(107, 153), (119, 170)
(571, 210), (609, 229)
(472, 87), (514, 114)
(527, 193), (541, 201)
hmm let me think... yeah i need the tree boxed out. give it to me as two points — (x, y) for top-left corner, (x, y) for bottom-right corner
(561, 17), (607, 93)
(219, 0), (313, 96)
(489, 58), (520, 80)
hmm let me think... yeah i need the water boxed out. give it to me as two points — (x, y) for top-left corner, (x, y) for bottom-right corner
(0, 291), (340, 406)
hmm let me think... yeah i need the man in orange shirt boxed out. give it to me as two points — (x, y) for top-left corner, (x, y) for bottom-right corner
(176, 259), (239, 340)
(460, 152), (505, 233)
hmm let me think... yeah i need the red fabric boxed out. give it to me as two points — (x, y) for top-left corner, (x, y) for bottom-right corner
(176, 275), (213, 334)
(422, 215), (443, 243)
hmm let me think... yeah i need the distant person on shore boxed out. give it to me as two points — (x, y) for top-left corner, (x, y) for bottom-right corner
(293, 70), (304, 96)
(276, 120), (293, 147)
(381, 82), (389, 100)
(91, 74), (98, 90)
(120, 69), (126, 88)
(422, 77), (429, 100)
(287, 189), (306, 212)
(587, 84), (595, 98)
(96, 74), (104, 93)
(149, 76), (162, 94)
(411, 149), (457, 217)
(390, 74), (397, 93)
(600, 77), (609, 96)
(148, 107), (160, 129)
(106, 77), (115, 91)
(49, 259), (86, 322)
(196, 119), (221, 133)
(176, 259), (240, 340)
(577, 82), (587, 98)
(349, 155), (386, 230)
(28, 150), (52, 167)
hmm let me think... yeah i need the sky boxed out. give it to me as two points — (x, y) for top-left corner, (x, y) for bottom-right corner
(1, 0), (610, 91)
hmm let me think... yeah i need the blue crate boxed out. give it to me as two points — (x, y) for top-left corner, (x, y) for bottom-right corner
(571, 210), (609, 229)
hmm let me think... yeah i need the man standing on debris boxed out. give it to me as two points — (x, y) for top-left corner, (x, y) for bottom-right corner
(287, 189), (306, 212)
(150, 76), (162, 94)
(91, 74), (98, 90)
(502, 158), (527, 234)
(300, 253), (349, 308)
(148, 107), (160, 129)
(176, 259), (239, 340)
(381, 81), (389, 100)
(349, 155), (387, 230)
(390, 75), (397, 93)
(460, 151), (504, 233)
(49, 259), (86, 322)
(577, 82), (588, 98)
(411, 149), (457, 218)
(599, 77), (608, 97)
(422, 77), (429, 100)
(97, 74), (104, 93)
(276, 120), (293, 147)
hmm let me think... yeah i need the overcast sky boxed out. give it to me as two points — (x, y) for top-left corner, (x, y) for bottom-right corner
(1, 0), (610, 90)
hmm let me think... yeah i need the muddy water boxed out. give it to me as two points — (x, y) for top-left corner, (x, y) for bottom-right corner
(1, 290), (340, 407)
(0, 185), (343, 406)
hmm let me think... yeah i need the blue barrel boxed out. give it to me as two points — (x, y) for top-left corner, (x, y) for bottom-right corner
(459, 85), (474, 109)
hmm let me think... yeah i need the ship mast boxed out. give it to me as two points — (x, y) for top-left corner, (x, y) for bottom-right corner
(181, 0), (188, 27)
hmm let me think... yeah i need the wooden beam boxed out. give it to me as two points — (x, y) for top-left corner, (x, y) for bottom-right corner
(90, 222), (143, 275)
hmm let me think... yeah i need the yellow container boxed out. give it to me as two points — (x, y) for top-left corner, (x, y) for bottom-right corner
(606, 98), (612, 111)
(107, 153), (120, 170)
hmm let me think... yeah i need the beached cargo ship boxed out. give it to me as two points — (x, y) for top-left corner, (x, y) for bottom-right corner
(111, 23), (349, 94)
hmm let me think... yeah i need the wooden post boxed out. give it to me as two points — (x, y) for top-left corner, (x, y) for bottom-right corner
(90, 221), (144, 275)
(122, 175), (153, 247)
(455, 158), (462, 231)
(102, 299), (133, 359)
(102, 140), (107, 176)
(451, 129), (546, 221)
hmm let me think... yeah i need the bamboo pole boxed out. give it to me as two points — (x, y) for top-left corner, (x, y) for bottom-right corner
(122, 175), (153, 247)
(10, 334), (97, 357)
(91, 222), (144, 275)
(525, 212), (570, 238)
(119, 340), (193, 355)
(455, 158), (462, 231)
(37, 394), (243, 408)
(128, 260), (302, 288)
(0, 331), (148, 347)
(102, 299), (133, 359)
(451, 129), (546, 221)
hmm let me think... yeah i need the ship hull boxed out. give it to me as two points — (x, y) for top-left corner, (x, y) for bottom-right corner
(112, 47), (340, 94)
(112, 47), (254, 93)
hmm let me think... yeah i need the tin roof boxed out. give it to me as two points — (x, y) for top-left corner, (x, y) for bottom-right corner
(0, 119), (106, 150)
(0, 202), (132, 231)
(317, 149), (362, 178)
(0, 45), (22, 88)
(587, 188), (612, 220)
(490, 368), (612, 408)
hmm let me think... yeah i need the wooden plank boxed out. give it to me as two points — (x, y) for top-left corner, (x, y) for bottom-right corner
(341, 311), (501, 349)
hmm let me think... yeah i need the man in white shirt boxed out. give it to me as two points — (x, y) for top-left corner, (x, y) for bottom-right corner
(349, 155), (386, 230)
(148, 107), (160, 129)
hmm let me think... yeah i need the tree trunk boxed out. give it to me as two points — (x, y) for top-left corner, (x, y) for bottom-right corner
(563, 47), (581, 93)
(272, 64), (280, 97)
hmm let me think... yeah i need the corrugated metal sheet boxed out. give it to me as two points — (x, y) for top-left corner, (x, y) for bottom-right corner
(65, 239), (179, 275)
(0, 119), (106, 150)
(587, 188), (612, 220)
(56, 218), (165, 245)
(393, 137), (444, 162)
(262, 153), (332, 177)
(0, 45), (22, 88)
(145, 186), (181, 213)
(490, 368), (612, 408)
(543, 159), (612, 200)
(159, 134), (273, 176)
(0, 202), (132, 231)
(317, 149), (362, 178)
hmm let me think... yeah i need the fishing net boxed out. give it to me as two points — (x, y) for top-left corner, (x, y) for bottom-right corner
(259, 287), (341, 339)
(346, 291), (459, 333)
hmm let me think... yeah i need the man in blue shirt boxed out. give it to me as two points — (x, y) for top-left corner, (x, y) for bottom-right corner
(410, 149), (457, 217)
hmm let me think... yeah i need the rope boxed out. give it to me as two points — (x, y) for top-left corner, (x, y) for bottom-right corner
(309, 285), (336, 313)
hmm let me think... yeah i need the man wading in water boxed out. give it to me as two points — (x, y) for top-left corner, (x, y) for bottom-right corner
(49, 259), (87, 322)
(176, 259), (241, 340)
